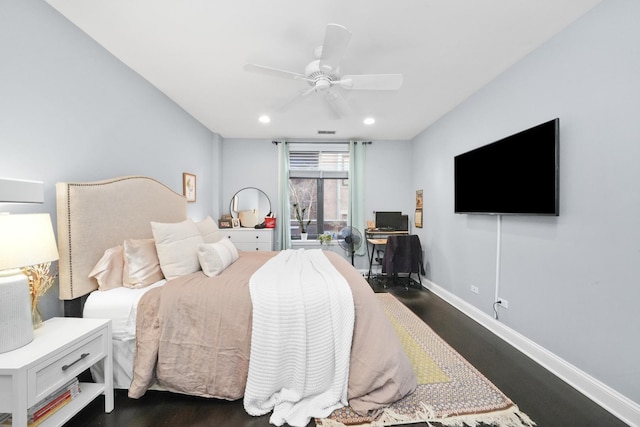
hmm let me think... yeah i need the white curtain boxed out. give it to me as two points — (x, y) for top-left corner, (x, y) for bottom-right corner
(348, 141), (367, 256)
(277, 141), (291, 249)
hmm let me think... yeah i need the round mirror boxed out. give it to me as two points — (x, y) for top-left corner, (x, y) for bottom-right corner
(229, 187), (271, 224)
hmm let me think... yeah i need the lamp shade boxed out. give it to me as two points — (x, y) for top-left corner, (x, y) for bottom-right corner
(0, 213), (59, 271)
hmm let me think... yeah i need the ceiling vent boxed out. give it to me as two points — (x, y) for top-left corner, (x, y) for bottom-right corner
(317, 130), (336, 135)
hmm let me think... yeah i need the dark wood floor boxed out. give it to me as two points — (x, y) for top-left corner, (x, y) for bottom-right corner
(65, 281), (628, 427)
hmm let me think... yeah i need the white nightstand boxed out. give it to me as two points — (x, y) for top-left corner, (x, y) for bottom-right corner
(0, 317), (113, 426)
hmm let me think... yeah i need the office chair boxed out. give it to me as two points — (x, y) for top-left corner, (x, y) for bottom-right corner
(381, 235), (425, 290)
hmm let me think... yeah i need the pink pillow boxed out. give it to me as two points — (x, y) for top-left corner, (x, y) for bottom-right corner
(123, 239), (164, 288)
(88, 245), (124, 291)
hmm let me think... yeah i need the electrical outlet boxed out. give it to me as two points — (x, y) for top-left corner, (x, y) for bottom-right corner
(497, 298), (509, 309)
(470, 285), (479, 294)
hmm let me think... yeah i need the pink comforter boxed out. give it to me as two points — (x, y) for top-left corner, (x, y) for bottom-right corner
(129, 250), (416, 416)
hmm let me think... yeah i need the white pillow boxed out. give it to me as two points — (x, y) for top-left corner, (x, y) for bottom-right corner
(151, 219), (204, 280)
(122, 238), (164, 288)
(197, 239), (239, 277)
(195, 216), (224, 243)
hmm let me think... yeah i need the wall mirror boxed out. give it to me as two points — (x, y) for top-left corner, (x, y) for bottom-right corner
(230, 187), (271, 223)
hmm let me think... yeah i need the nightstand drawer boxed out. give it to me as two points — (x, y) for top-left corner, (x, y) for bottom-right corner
(28, 331), (107, 405)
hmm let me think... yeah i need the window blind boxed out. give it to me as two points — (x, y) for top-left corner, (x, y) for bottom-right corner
(289, 143), (349, 179)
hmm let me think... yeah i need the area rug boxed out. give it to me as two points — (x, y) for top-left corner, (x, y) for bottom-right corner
(316, 293), (535, 427)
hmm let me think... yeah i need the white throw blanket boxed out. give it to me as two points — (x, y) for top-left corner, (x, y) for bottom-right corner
(243, 249), (355, 427)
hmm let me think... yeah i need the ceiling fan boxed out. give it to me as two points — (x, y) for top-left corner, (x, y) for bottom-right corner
(244, 23), (403, 117)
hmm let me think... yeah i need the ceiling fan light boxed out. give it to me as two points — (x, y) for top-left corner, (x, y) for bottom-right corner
(258, 115), (271, 124)
(364, 117), (375, 125)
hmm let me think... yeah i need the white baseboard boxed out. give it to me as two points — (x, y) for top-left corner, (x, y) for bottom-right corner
(421, 278), (640, 427)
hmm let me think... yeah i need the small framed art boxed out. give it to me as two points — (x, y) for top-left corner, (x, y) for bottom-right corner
(183, 173), (196, 202)
(415, 209), (423, 228)
(415, 189), (423, 228)
(416, 189), (423, 210)
(231, 218), (241, 228)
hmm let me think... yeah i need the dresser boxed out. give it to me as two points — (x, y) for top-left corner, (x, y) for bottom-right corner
(0, 317), (113, 426)
(224, 228), (274, 251)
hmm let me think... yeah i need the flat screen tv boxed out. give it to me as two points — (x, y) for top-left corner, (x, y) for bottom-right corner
(454, 118), (559, 216)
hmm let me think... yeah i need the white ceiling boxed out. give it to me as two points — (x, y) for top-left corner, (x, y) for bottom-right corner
(44, 0), (601, 141)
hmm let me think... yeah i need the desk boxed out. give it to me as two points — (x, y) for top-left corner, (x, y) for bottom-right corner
(367, 238), (387, 281)
(365, 229), (409, 281)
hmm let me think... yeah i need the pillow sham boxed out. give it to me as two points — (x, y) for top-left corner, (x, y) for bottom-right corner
(122, 238), (164, 288)
(88, 245), (124, 291)
(151, 219), (204, 280)
(196, 216), (224, 243)
(198, 238), (239, 277)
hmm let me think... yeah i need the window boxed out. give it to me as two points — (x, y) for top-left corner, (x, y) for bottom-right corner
(289, 144), (349, 240)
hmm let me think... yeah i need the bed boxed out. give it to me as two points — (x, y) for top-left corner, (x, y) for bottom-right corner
(56, 176), (416, 425)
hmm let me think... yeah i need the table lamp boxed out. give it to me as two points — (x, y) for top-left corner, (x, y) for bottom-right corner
(0, 213), (59, 353)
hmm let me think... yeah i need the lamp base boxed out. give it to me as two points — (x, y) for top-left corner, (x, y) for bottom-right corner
(0, 270), (34, 353)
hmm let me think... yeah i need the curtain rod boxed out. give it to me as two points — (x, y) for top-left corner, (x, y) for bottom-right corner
(271, 140), (372, 145)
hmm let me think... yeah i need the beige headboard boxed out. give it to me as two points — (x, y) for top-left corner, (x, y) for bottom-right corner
(56, 176), (188, 300)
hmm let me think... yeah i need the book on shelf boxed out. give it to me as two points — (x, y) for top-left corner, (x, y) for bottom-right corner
(0, 377), (81, 426)
(29, 377), (81, 424)
(30, 377), (80, 414)
(29, 395), (72, 427)
(31, 388), (77, 423)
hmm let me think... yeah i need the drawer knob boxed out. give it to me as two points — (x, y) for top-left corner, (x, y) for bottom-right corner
(62, 352), (90, 371)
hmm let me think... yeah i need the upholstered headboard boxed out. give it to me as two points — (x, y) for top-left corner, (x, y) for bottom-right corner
(56, 176), (188, 302)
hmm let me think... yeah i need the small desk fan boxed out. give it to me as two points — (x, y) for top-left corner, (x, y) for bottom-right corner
(337, 226), (362, 266)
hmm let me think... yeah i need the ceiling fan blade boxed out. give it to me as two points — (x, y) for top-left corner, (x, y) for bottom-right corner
(318, 24), (352, 71)
(337, 74), (403, 90)
(324, 89), (351, 118)
(277, 87), (316, 112)
(244, 63), (307, 80)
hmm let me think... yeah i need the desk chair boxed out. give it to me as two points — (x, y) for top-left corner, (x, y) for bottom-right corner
(381, 235), (425, 289)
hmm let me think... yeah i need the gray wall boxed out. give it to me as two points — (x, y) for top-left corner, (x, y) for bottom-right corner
(411, 0), (640, 404)
(0, 0), (217, 319)
(220, 138), (414, 269)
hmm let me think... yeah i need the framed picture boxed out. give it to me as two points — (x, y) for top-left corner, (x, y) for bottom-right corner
(415, 189), (423, 228)
(415, 209), (423, 228)
(183, 173), (196, 202)
(231, 218), (240, 228)
(218, 219), (232, 229)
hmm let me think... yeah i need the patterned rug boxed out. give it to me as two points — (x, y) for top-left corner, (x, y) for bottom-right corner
(316, 293), (535, 427)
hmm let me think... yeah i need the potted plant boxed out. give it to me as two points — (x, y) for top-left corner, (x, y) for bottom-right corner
(293, 202), (311, 240)
(318, 234), (332, 246)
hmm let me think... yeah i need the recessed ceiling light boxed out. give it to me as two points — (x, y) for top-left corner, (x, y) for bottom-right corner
(363, 117), (375, 125)
(258, 115), (271, 124)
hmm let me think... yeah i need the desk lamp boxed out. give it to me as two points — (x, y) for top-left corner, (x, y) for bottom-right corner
(0, 213), (59, 352)
(0, 179), (58, 353)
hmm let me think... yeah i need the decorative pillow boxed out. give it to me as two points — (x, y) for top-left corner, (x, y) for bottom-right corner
(122, 238), (164, 288)
(88, 245), (124, 291)
(197, 239), (239, 277)
(151, 219), (204, 280)
(196, 216), (224, 243)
